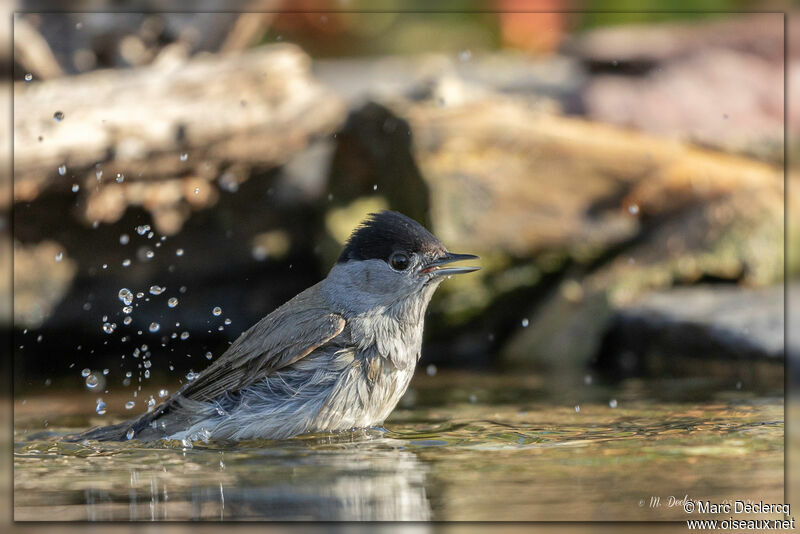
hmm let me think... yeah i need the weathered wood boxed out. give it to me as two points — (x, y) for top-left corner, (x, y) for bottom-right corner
(13, 17), (64, 80)
(13, 43), (345, 233)
(399, 97), (782, 258)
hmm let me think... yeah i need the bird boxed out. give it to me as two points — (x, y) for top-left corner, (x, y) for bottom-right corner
(72, 211), (480, 442)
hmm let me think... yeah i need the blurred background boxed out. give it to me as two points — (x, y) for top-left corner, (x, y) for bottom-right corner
(9, 5), (789, 392)
(5, 1), (794, 526)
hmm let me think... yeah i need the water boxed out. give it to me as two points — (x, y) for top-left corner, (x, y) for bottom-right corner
(13, 371), (783, 521)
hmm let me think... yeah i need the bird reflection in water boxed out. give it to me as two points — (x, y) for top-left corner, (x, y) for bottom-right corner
(81, 436), (431, 521)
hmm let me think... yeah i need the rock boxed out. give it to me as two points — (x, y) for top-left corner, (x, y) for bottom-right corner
(595, 284), (786, 377)
(566, 13), (784, 162)
(502, 183), (784, 370)
(581, 49), (783, 162)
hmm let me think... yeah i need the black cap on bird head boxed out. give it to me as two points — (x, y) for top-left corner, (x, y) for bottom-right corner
(337, 211), (446, 265)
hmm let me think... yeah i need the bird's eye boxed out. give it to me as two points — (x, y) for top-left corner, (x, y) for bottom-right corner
(390, 252), (410, 271)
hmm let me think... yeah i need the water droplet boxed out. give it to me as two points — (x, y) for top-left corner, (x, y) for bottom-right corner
(179, 286), (187, 293)
(168, 297), (178, 308)
(180, 153), (188, 161)
(72, 183), (79, 192)
(149, 322), (160, 333)
(181, 437), (193, 449)
(145, 250), (154, 259)
(102, 322), (116, 334)
(123, 316), (132, 325)
(373, 184), (378, 191)
(224, 318), (231, 325)
(116, 173), (125, 183)
(459, 49), (472, 62)
(118, 288), (133, 305)
(53, 111), (64, 121)
(212, 307), (222, 316)
(126, 428), (135, 439)
(122, 258), (131, 267)
(55, 252), (63, 262)
(81, 368), (91, 377)
(205, 351), (213, 360)
(57, 164), (67, 176)
(122, 306), (132, 314)
(628, 204), (639, 215)
(85, 373), (100, 389)
(95, 399), (107, 415)
(194, 187), (200, 195)
(147, 396), (156, 412)
(426, 364), (437, 376)
(136, 225), (150, 235)
(180, 331), (190, 340)
(95, 168), (103, 181)
(521, 318), (529, 328)
(24, 73), (33, 82)
(125, 401), (135, 410)
(574, 405), (581, 413)
(584, 374), (593, 386)
(609, 399), (618, 409)
(120, 234), (130, 245)
(125, 371), (133, 378)
(176, 248), (184, 257)
(149, 285), (165, 295)
(158, 389), (169, 398)
(186, 371), (199, 381)
(218, 173), (239, 192)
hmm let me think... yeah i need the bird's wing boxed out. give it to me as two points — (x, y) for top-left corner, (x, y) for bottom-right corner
(175, 282), (345, 402)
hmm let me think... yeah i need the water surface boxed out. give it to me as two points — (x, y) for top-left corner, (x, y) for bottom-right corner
(14, 371), (784, 521)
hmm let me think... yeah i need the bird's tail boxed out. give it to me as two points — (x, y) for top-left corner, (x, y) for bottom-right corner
(65, 419), (135, 442)
(63, 406), (170, 442)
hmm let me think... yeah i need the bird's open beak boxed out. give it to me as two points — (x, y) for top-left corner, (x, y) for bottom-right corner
(420, 252), (480, 276)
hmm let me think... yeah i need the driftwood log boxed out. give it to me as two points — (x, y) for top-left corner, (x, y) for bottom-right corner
(13, 43), (345, 234)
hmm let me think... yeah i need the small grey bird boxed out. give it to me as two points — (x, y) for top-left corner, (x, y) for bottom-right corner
(75, 211), (479, 442)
